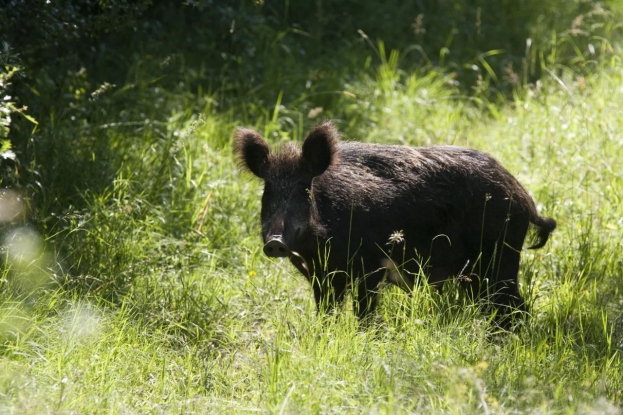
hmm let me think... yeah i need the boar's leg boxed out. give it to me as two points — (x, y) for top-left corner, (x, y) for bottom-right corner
(353, 269), (386, 321)
(289, 255), (331, 312)
(382, 258), (417, 293)
(291, 255), (348, 314)
(428, 265), (458, 294)
(311, 271), (348, 314)
(484, 247), (528, 329)
(476, 240), (527, 329)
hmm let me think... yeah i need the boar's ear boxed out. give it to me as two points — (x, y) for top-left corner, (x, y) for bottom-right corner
(301, 120), (339, 177)
(233, 128), (271, 179)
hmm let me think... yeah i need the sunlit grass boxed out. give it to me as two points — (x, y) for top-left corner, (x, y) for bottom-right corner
(1, 56), (622, 412)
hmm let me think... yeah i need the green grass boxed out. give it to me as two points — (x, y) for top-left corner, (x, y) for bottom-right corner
(2, 2), (623, 413)
(2, 61), (623, 413)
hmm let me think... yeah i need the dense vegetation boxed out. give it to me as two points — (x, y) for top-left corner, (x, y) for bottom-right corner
(1, 1), (623, 412)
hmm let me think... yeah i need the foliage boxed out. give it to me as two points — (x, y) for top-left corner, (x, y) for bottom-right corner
(0, 0), (152, 48)
(0, 48), (37, 187)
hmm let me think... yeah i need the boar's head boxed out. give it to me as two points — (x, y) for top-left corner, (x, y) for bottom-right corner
(234, 121), (339, 258)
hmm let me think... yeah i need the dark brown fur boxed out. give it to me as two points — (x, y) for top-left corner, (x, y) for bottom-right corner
(234, 121), (556, 328)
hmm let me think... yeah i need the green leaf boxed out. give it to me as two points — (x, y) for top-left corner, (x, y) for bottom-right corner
(21, 113), (38, 125)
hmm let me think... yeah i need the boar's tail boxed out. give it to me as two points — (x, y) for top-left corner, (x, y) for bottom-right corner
(528, 215), (557, 250)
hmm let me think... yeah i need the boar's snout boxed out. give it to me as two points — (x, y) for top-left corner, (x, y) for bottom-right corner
(263, 236), (290, 258)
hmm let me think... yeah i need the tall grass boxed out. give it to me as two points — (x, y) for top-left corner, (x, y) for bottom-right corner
(1, 1), (623, 413)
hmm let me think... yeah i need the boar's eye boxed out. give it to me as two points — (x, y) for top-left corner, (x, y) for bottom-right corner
(260, 183), (277, 217)
(262, 182), (274, 203)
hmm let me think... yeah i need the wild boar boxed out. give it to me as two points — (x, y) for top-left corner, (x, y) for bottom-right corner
(234, 120), (556, 328)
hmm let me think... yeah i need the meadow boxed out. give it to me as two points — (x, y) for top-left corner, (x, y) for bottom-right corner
(1, 1), (623, 413)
